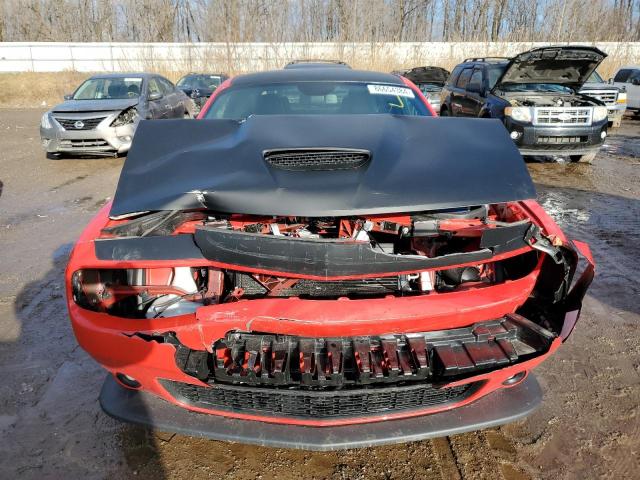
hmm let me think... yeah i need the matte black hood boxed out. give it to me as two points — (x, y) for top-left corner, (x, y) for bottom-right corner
(110, 115), (535, 218)
(52, 98), (139, 113)
(494, 46), (607, 91)
(402, 66), (450, 86)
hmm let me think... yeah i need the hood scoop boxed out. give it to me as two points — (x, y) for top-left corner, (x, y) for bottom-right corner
(263, 148), (370, 171)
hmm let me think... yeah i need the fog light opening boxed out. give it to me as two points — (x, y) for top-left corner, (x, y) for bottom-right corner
(503, 371), (527, 387)
(118, 135), (132, 143)
(510, 131), (521, 140)
(600, 131), (607, 139)
(116, 372), (141, 389)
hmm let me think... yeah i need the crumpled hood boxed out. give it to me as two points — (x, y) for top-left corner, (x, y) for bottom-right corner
(494, 46), (607, 91)
(52, 98), (139, 113)
(109, 115), (535, 218)
(402, 67), (450, 86)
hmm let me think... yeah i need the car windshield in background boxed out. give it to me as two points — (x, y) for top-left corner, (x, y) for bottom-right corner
(73, 77), (143, 100)
(586, 71), (604, 83)
(416, 83), (442, 93)
(487, 65), (508, 89)
(204, 82), (431, 119)
(499, 83), (573, 93)
(177, 75), (222, 90)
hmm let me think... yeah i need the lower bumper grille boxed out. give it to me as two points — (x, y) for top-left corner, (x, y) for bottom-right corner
(537, 136), (588, 145)
(58, 138), (112, 150)
(160, 378), (476, 420)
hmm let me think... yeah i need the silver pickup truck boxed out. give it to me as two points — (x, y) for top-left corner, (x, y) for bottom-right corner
(579, 71), (627, 128)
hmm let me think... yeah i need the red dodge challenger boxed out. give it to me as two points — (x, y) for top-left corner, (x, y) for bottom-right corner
(66, 66), (594, 449)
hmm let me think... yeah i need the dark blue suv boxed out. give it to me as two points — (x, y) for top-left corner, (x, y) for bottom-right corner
(439, 46), (609, 163)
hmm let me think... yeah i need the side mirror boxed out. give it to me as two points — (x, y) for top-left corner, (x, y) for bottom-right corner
(63, 94), (73, 100)
(467, 83), (484, 95)
(148, 91), (163, 101)
(607, 78), (613, 84)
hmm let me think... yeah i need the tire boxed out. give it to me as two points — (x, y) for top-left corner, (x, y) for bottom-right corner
(46, 152), (62, 160)
(570, 151), (597, 164)
(183, 111), (192, 119)
(439, 107), (449, 117)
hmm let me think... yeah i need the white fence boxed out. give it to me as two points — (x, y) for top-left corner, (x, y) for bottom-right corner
(1, 42), (639, 73)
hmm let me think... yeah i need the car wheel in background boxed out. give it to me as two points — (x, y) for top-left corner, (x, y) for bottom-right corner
(440, 108), (449, 116)
(46, 152), (62, 160)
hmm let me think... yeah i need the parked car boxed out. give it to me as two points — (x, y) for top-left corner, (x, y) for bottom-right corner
(440, 46), (609, 163)
(40, 73), (195, 159)
(395, 66), (450, 113)
(176, 73), (228, 115)
(611, 65), (640, 117)
(579, 70), (626, 127)
(68, 66), (593, 450)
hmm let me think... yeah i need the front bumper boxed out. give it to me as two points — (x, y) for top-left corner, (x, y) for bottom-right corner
(606, 104), (626, 122)
(100, 372), (542, 450)
(504, 118), (607, 156)
(40, 113), (137, 155)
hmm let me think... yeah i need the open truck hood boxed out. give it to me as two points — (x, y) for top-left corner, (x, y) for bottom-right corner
(109, 115), (535, 218)
(494, 46), (607, 91)
(402, 67), (450, 86)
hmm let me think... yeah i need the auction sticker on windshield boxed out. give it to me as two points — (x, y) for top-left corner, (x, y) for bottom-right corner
(367, 85), (415, 97)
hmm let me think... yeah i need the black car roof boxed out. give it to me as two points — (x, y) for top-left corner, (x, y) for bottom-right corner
(231, 68), (405, 87)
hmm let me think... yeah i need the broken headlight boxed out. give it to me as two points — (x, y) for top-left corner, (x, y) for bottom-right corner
(592, 106), (608, 122)
(504, 106), (532, 123)
(111, 107), (139, 127)
(40, 112), (53, 129)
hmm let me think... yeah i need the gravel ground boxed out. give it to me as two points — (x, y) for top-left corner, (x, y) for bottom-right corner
(0, 109), (638, 480)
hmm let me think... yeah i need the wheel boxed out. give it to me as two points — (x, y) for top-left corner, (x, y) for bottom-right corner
(46, 152), (62, 160)
(570, 151), (597, 164)
(183, 111), (192, 119)
(439, 108), (449, 117)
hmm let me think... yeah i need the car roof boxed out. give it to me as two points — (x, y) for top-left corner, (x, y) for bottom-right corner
(87, 73), (155, 79)
(231, 68), (405, 87)
(181, 73), (227, 77)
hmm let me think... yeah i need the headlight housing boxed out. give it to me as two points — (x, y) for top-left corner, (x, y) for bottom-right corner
(111, 107), (139, 127)
(592, 106), (608, 122)
(617, 92), (627, 104)
(504, 106), (532, 123)
(40, 112), (52, 129)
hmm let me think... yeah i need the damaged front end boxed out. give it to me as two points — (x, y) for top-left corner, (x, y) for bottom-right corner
(66, 115), (594, 444)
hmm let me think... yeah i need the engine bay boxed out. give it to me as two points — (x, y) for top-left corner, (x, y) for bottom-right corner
(71, 202), (550, 319)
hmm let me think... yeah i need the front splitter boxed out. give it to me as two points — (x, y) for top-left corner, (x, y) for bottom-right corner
(99, 375), (542, 451)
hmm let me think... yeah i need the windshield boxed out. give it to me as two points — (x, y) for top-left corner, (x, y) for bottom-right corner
(498, 83), (574, 94)
(487, 65), (508, 89)
(204, 82), (431, 119)
(73, 77), (143, 100)
(177, 75), (222, 90)
(586, 71), (604, 83)
(416, 83), (443, 94)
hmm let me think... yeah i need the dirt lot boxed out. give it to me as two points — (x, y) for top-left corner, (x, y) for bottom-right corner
(0, 109), (638, 480)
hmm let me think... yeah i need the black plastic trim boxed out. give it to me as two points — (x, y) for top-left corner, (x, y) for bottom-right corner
(99, 373), (543, 450)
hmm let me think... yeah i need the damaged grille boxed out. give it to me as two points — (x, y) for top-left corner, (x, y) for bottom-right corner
(54, 117), (106, 130)
(263, 148), (370, 171)
(160, 378), (475, 419)
(171, 314), (555, 389)
(233, 273), (403, 298)
(534, 108), (592, 126)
